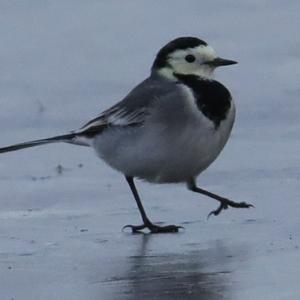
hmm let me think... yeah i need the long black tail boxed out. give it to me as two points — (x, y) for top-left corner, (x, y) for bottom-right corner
(0, 133), (77, 154)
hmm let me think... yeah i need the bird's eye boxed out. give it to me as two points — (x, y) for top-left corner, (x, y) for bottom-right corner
(185, 54), (196, 63)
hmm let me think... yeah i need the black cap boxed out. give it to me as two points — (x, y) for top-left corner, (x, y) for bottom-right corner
(152, 37), (207, 70)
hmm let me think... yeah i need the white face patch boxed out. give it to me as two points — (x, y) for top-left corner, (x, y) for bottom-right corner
(157, 45), (218, 80)
(194, 45), (217, 62)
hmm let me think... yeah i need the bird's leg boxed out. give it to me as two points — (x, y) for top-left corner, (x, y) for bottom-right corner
(187, 178), (253, 217)
(123, 176), (182, 233)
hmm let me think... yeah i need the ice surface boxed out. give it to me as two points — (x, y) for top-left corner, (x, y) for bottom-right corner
(1, 1), (300, 299)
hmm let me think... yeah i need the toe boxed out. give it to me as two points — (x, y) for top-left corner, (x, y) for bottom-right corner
(122, 224), (146, 233)
(149, 224), (183, 234)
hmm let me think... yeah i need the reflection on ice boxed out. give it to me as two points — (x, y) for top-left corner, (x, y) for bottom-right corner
(101, 235), (248, 300)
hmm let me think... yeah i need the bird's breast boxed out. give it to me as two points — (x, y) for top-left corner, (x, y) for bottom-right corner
(174, 73), (232, 129)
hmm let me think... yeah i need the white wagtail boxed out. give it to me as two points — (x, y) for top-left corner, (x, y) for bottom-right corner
(0, 37), (253, 233)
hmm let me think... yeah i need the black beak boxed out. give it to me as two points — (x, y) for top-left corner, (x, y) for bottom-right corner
(205, 57), (238, 67)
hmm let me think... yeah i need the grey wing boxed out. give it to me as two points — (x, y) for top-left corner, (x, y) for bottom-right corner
(76, 76), (181, 137)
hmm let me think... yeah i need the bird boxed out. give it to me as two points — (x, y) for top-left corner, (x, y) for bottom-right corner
(0, 37), (253, 233)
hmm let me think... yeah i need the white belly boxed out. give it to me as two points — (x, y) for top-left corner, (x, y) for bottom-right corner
(93, 103), (235, 184)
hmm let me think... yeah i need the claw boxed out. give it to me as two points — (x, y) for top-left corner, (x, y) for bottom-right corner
(207, 202), (228, 219)
(122, 223), (184, 234)
(122, 224), (147, 234)
(207, 200), (254, 219)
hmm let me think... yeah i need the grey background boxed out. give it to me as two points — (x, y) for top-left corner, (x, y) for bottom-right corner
(0, 1), (300, 299)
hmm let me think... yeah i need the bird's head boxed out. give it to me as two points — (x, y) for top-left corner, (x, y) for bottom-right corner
(151, 37), (237, 80)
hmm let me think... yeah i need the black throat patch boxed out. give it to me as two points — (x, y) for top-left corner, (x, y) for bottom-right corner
(174, 73), (232, 128)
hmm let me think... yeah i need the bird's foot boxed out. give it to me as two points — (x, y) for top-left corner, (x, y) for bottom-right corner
(123, 221), (183, 234)
(208, 199), (254, 218)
